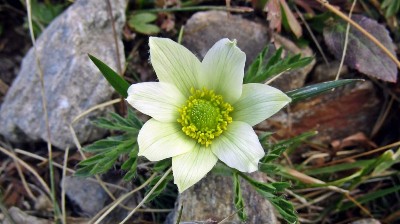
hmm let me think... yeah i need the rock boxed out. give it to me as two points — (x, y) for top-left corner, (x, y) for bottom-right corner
(62, 176), (109, 217)
(182, 11), (270, 67)
(4, 207), (51, 224)
(350, 219), (381, 224)
(0, 0), (127, 149)
(257, 80), (380, 143)
(166, 173), (277, 224)
(182, 11), (314, 92)
(311, 61), (349, 83)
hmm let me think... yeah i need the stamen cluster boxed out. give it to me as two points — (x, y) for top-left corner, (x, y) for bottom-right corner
(178, 88), (233, 147)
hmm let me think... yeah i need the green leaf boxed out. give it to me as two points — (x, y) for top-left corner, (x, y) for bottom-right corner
(239, 174), (276, 194)
(269, 197), (297, 224)
(153, 159), (172, 172)
(244, 46), (313, 84)
(304, 159), (374, 175)
(134, 23), (161, 35)
(286, 79), (361, 103)
(127, 108), (143, 129)
(88, 54), (130, 98)
(233, 173), (247, 221)
(262, 131), (317, 163)
(382, 0), (400, 17)
(121, 144), (139, 181)
(128, 12), (160, 35)
(74, 164), (96, 177)
(259, 163), (280, 174)
(339, 185), (400, 211)
(145, 173), (173, 202)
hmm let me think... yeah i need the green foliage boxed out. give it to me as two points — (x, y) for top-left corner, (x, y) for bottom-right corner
(286, 79), (362, 103)
(244, 46), (313, 84)
(75, 109), (142, 181)
(145, 173), (174, 202)
(339, 185), (400, 211)
(88, 54), (130, 98)
(381, 0), (400, 17)
(26, 0), (65, 36)
(233, 173), (247, 221)
(261, 131), (317, 163)
(239, 173), (297, 223)
(128, 12), (160, 35)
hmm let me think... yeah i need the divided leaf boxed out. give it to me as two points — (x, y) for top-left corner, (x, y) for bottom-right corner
(244, 46), (313, 84)
(233, 173), (247, 221)
(323, 15), (397, 82)
(128, 12), (160, 35)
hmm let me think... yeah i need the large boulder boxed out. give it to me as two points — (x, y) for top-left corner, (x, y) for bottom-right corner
(0, 0), (127, 149)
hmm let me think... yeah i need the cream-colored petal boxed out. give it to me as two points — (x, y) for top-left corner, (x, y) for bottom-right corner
(126, 82), (186, 123)
(149, 37), (201, 97)
(172, 145), (218, 192)
(138, 119), (196, 161)
(211, 121), (265, 172)
(198, 38), (246, 104)
(232, 83), (291, 126)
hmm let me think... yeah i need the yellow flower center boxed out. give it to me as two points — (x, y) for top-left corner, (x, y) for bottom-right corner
(178, 88), (233, 147)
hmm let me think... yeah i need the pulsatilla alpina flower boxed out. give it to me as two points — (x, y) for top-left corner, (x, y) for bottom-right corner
(127, 37), (291, 192)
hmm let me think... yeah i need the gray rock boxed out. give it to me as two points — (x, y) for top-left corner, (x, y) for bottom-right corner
(166, 173), (277, 224)
(0, 0), (127, 149)
(182, 11), (270, 67)
(62, 176), (109, 217)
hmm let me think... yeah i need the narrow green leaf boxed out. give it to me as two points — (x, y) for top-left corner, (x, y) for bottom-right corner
(262, 131), (317, 163)
(339, 185), (400, 211)
(269, 197), (297, 224)
(74, 164), (96, 177)
(88, 54), (130, 98)
(240, 173), (276, 193)
(286, 79), (362, 103)
(233, 173), (247, 221)
(259, 163), (279, 174)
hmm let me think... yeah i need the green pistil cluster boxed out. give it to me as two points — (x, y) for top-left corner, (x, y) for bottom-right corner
(178, 88), (233, 147)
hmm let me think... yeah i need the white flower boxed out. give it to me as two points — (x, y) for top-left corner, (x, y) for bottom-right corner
(127, 37), (291, 192)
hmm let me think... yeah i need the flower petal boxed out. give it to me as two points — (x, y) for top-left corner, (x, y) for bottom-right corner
(199, 38), (246, 104)
(172, 145), (218, 192)
(138, 119), (196, 161)
(149, 37), (201, 97)
(126, 82), (186, 123)
(232, 83), (291, 126)
(211, 121), (265, 172)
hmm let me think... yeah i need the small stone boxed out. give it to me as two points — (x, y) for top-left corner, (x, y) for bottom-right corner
(62, 176), (109, 217)
(166, 173), (277, 224)
(0, 0), (127, 149)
